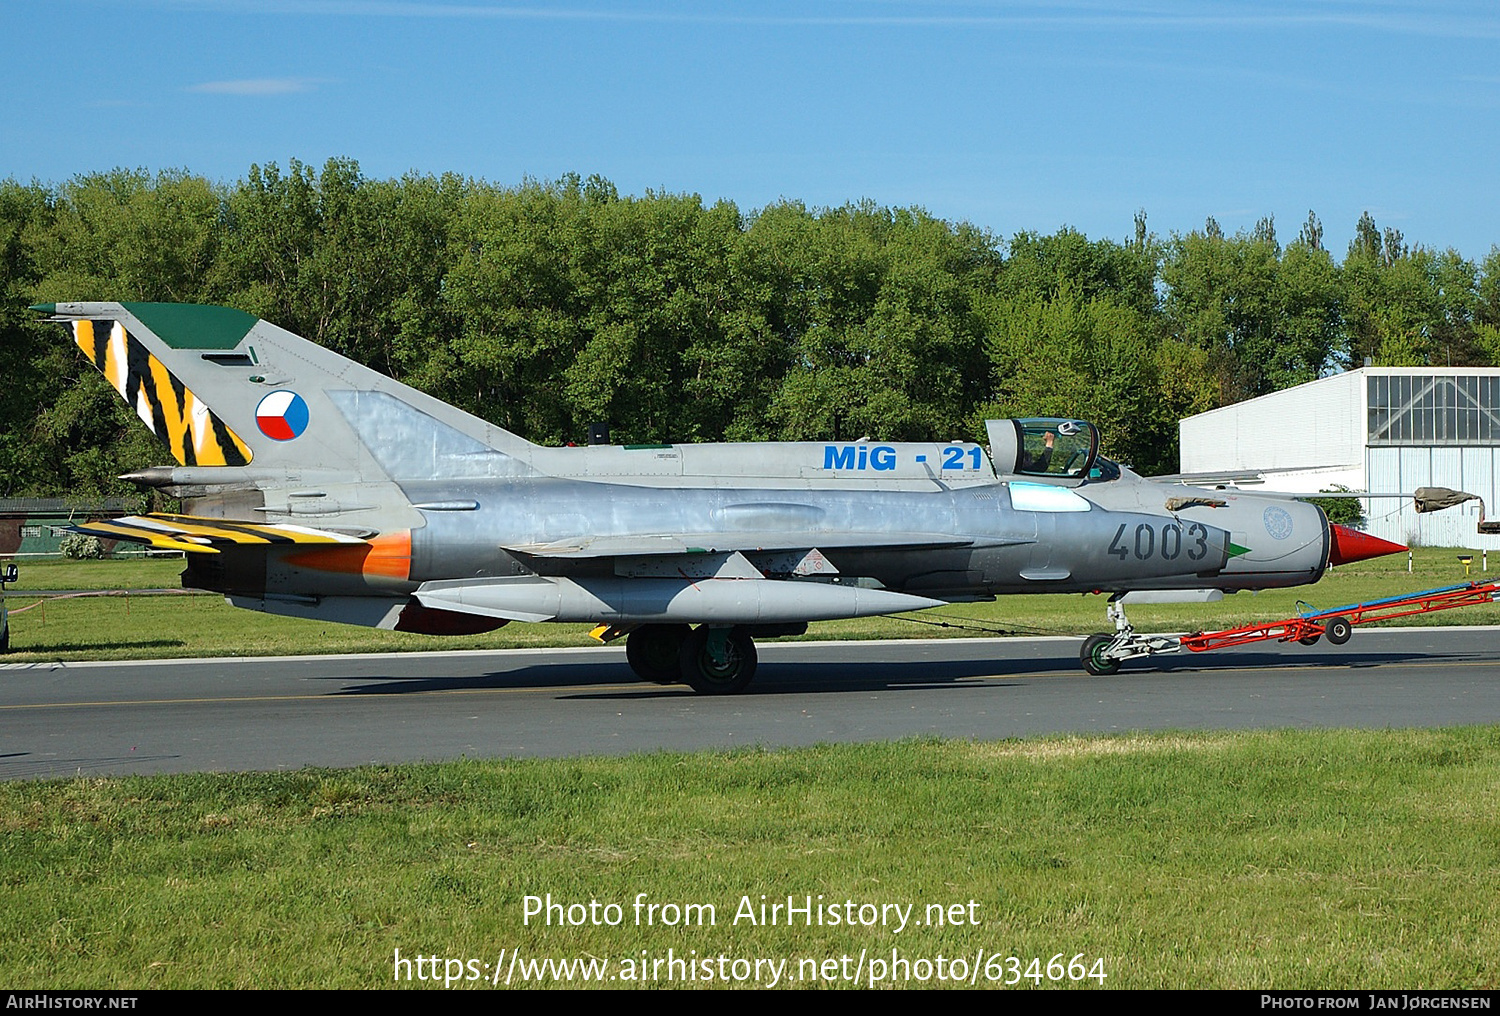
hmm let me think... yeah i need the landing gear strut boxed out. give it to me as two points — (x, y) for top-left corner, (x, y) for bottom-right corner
(1079, 594), (1183, 675)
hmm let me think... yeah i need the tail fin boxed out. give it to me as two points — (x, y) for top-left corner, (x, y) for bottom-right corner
(34, 302), (536, 481)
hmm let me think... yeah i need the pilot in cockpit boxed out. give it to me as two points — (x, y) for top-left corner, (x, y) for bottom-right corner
(1020, 420), (1089, 476)
(1021, 429), (1055, 472)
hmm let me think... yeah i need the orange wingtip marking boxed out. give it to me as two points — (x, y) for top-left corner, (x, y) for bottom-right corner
(285, 530), (412, 580)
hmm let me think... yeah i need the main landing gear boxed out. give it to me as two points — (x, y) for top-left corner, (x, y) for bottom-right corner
(623, 624), (757, 694)
(624, 624), (690, 683)
(618, 623), (803, 694)
(678, 626), (758, 695)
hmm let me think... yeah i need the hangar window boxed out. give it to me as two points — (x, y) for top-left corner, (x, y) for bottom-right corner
(1368, 374), (1500, 445)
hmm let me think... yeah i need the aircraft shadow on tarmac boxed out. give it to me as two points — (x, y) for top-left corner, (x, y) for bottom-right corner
(1148, 647), (1453, 672)
(323, 646), (1449, 699)
(327, 658), (1021, 698)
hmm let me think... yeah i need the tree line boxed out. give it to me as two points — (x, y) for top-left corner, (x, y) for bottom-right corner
(3, 158), (1498, 497)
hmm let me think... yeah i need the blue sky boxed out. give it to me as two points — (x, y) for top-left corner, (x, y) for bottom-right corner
(5, 1), (1499, 260)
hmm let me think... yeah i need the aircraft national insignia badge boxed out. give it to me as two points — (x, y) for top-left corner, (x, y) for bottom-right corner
(255, 391), (310, 441)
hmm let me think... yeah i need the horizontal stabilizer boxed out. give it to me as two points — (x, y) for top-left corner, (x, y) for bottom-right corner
(69, 514), (366, 555)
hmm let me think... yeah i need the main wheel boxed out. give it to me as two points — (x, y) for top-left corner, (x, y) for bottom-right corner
(625, 624), (690, 683)
(679, 626), (758, 695)
(1080, 633), (1120, 676)
(1322, 615), (1353, 645)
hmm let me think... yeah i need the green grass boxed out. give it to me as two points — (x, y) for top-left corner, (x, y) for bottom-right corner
(5, 554), (189, 591)
(3, 730), (1498, 989)
(3, 547), (1497, 663)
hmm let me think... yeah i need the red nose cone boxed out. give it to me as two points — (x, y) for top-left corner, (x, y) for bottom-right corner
(1328, 524), (1406, 566)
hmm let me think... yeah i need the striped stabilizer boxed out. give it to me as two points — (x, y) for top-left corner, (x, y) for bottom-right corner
(73, 319), (253, 467)
(67, 514), (365, 555)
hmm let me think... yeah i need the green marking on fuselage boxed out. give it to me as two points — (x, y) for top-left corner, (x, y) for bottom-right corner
(1229, 543), (1252, 558)
(122, 303), (257, 350)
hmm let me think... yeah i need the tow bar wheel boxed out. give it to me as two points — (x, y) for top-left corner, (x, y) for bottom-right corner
(1322, 615), (1353, 645)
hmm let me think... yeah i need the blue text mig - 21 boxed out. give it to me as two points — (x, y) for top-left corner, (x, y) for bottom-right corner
(35, 302), (1403, 692)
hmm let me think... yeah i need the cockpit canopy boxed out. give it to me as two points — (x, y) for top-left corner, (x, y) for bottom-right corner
(985, 418), (1104, 480)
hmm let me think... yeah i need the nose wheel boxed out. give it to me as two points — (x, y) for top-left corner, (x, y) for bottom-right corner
(1080, 633), (1120, 676)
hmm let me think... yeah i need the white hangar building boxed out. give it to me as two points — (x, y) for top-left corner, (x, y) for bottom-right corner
(1178, 367), (1500, 549)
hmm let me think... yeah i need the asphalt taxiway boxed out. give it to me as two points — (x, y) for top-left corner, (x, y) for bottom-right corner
(2, 629), (1498, 779)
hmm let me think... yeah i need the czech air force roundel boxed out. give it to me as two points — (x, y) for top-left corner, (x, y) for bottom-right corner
(255, 391), (310, 441)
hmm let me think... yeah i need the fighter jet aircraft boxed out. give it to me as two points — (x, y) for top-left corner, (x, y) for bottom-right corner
(33, 302), (1404, 691)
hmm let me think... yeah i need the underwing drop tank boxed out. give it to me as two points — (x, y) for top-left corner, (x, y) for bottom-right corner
(413, 575), (945, 624)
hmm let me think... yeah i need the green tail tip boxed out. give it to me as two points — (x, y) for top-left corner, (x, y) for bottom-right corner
(29, 303), (56, 313)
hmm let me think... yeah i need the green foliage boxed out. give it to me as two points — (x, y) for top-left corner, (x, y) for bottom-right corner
(760, 202), (995, 441)
(214, 159), (467, 381)
(1344, 214), (1491, 369)
(442, 176), (769, 444)
(1301, 485), (1367, 528)
(978, 284), (1164, 470)
(1161, 216), (1342, 401)
(34, 168), (221, 304)
(1000, 226), (1159, 317)
(59, 534), (105, 559)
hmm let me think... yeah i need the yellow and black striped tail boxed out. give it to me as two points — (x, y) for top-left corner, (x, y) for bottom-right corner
(72, 319), (253, 467)
(66, 514), (366, 555)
